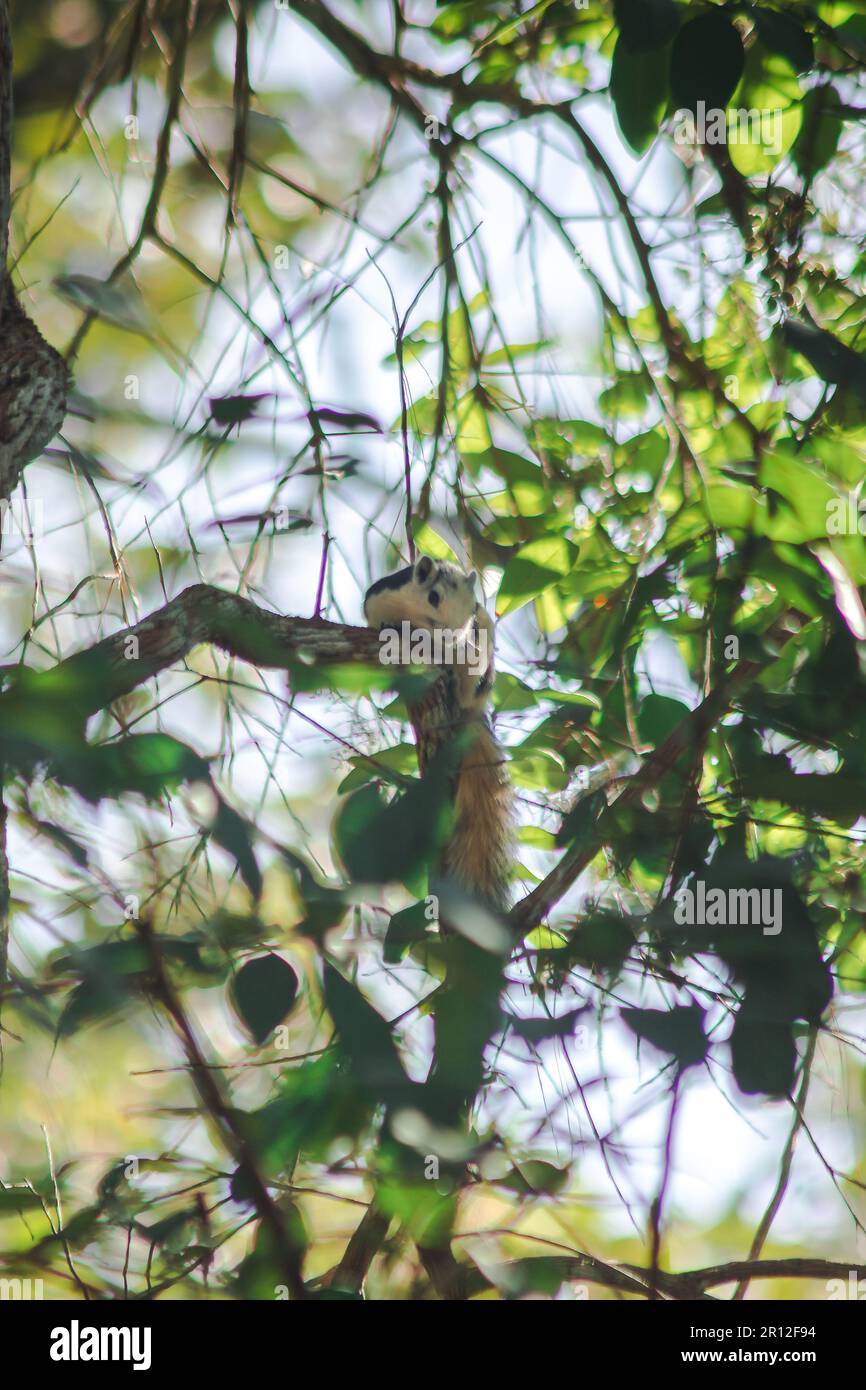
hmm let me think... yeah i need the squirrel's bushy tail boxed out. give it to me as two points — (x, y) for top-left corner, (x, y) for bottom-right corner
(443, 721), (512, 912)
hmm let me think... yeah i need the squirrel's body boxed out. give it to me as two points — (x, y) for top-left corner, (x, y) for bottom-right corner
(364, 556), (512, 914)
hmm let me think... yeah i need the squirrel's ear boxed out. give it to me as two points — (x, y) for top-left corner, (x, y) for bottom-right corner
(415, 555), (434, 582)
(465, 569), (477, 589)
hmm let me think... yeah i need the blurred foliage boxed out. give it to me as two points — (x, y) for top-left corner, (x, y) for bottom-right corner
(2, 0), (866, 1301)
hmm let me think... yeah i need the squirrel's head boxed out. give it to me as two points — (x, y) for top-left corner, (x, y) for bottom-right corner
(414, 555), (477, 617)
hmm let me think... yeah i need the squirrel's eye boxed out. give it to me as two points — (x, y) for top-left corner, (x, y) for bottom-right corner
(429, 589), (441, 608)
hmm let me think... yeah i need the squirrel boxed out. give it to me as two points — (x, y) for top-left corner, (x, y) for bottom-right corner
(364, 555), (512, 914)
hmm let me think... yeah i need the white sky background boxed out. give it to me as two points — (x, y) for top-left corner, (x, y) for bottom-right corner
(3, 0), (864, 1269)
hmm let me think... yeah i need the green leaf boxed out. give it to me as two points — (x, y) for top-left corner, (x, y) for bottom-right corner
(535, 418), (610, 453)
(230, 954), (300, 1045)
(384, 901), (432, 963)
(411, 523), (460, 563)
(637, 693), (691, 747)
(210, 795), (262, 900)
(509, 747), (569, 791)
(482, 339), (553, 366)
(613, 426), (669, 479)
(337, 743), (417, 793)
(333, 766), (453, 888)
(556, 788), (606, 851)
(501, 1160), (569, 1195)
(525, 925), (569, 951)
(726, 47), (802, 176)
(52, 734), (209, 803)
(610, 35), (669, 155)
(730, 1006), (794, 1097)
(454, 393), (492, 456)
(210, 394), (269, 426)
(599, 370), (652, 418)
(471, 0), (555, 53)
(491, 673), (540, 712)
(792, 84), (843, 179)
(496, 537), (579, 617)
(670, 12), (744, 115)
(737, 767), (866, 825)
(323, 965), (409, 1101)
(56, 975), (136, 1037)
(0, 1185), (48, 1212)
(241, 1053), (366, 1173)
(51, 940), (151, 980)
(621, 1004), (708, 1069)
(506, 1008), (587, 1042)
(568, 911), (634, 975)
(537, 686), (602, 709)
(25, 815), (88, 868)
(140, 1207), (199, 1248)
(333, 784), (388, 878)
(53, 934), (221, 1037)
(613, 0), (679, 53)
(752, 7), (814, 73)
(781, 319), (866, 391)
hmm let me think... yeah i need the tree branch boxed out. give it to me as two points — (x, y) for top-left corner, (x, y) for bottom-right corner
(509, 645), (781, 932)
(0, 584), (795, 940)
(0, 582), (382, 720)
(462, 1250), (866, 1299)
(134, 914), (308, 1299)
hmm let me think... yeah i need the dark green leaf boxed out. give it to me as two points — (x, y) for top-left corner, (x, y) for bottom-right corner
(209, 394), (269, 426)
(210, 794), (262, 900)
(610, 35), (669, 154)
(56, 975), (136, 1037)
(501, 1160), (569, 1195)
(730, 1002), (795, 1098)
(752, 8), (814, 72)
(140, 1207), (199, 1248)
(792, 84), (843, 178)
(670, 12), (744, 115)
(737, 767), (866, 825)
(637, 693), (691, 748)
(497, 537), (579, 616)
(506, 1007), (587, 1042)
(567, 911), (634, 976)
(323, 965), (410, 1102)
(0, 1186), (48, 1212)
(781, 319), (866, 391)
(333, 760), (453, 888)
(230, 954), (300, 1045)
(613, 0), (679, 53)
(384, 901), (432, 963)
(309, 406), (382, 434)
(51, 734), (208, 803)
(621, 1004), (708, 1068)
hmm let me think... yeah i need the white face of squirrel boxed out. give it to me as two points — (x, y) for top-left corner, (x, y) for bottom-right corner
(364, 555), (479, 632)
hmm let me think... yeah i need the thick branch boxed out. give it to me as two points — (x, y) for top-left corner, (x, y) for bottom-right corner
(323, 1200), (391, 1295)
(663, 1257), (866, 1296)
(0, 582), (382, 719)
